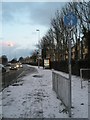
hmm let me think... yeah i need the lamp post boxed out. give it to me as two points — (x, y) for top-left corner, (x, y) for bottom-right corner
(36, 29), (40, 68)
(7, 42), (13, 61)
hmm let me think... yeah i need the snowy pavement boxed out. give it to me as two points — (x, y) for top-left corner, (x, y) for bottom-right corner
(0, 65), (89, 118)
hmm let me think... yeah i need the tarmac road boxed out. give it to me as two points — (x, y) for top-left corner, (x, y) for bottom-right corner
(0, 64), (38, 91)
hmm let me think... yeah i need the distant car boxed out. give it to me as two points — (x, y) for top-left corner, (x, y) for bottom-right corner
(18, 62), (23, 68)
(5, 63), (11, 69)
(10, 63), (19, 70)
(0, 64), (6, 73)
(6, 63), (11, 66)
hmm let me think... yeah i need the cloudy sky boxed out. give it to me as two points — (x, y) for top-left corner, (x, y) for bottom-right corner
(0, 2), (66, 60)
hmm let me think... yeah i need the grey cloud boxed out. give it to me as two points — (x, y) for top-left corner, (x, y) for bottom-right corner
(2, 2), (65, 26)
(14, 48), (33, 59)
(2, 3), (15, 23)
(28, 2), (65, 26)
(2, 2), (28, 23)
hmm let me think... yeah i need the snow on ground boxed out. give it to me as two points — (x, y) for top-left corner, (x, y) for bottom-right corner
(55, 70), (88, 118)
(72, 75), (88, 118)
(0, 65), (88, 118)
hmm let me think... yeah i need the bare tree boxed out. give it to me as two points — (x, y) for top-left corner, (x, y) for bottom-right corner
(37, 1), (90, 62)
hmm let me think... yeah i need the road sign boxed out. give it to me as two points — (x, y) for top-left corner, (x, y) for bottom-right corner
(44, 59), (50, 69)
(64, 12), (77, 27)
(64, 12), (77, 117)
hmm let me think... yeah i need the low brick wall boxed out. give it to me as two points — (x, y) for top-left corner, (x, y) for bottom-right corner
(52, 70), (70, 111)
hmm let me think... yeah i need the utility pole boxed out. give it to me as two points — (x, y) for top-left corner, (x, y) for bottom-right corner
(8, 42), (13, 61)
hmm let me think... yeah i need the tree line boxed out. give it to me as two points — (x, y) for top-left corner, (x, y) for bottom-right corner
(35, 1), (90, 62)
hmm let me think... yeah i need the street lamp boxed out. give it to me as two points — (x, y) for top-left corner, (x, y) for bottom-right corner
(7, 42), (14, 61)
(36, 29), (40, 68)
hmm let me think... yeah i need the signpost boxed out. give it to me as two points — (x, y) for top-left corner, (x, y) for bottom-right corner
(64, 12), (77, 28)
(64, 12), (77, 117)
(44, 58), (50, 69)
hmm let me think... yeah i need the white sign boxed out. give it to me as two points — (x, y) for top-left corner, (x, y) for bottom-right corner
(44, 59), (50, 68)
